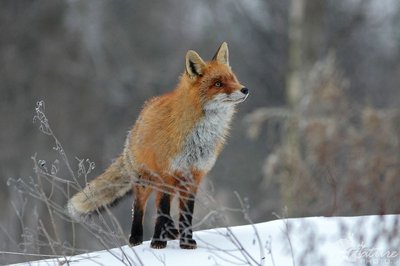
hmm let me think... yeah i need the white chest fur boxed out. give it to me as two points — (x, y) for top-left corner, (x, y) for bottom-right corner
(170, 106), (234, 173)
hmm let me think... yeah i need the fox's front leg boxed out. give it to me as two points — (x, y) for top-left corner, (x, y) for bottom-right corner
(179, 189), (197, 249)
(150, 190), (179, 249)
(129, 184), (152, 246)
(178, 171), (203, 249)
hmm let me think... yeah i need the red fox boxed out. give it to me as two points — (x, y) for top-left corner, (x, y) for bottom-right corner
(67, 42), (249, 249)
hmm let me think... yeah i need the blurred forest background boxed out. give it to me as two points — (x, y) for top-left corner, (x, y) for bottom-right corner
(1, 0), (399, 264)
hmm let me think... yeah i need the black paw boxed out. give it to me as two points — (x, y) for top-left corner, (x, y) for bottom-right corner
(151, 239), (167, 249)
(129, 235), (143, 247)
(180, 238), (197, 249)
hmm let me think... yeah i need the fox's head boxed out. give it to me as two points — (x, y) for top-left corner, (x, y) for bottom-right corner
(184, 42), (248, 110)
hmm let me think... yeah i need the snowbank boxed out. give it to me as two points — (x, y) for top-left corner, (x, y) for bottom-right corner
(13, 215), (400, 265)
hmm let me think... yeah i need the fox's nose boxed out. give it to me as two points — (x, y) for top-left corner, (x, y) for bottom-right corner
(240, 87), (249, 95)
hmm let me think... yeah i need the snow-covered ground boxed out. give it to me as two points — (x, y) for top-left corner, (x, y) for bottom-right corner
(13, 215), (400, 266)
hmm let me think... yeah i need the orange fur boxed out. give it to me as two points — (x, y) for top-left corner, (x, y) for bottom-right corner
(67, 42), (248, 249)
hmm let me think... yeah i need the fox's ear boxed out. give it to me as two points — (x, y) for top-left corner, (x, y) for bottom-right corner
(186, 50), (206, 78)
(212, 42), (229, 66)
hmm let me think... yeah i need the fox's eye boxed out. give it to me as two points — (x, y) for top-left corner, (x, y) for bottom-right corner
(215, 81), (222, 87)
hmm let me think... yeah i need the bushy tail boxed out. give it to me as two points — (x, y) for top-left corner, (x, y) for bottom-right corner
(67, 156), (132, 219)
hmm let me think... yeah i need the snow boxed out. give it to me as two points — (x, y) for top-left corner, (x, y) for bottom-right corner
(13, 215), (400, 266)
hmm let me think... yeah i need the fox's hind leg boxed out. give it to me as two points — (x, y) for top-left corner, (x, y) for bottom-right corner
(150, 187), (179, 249)
(129, 183), (152, 246)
